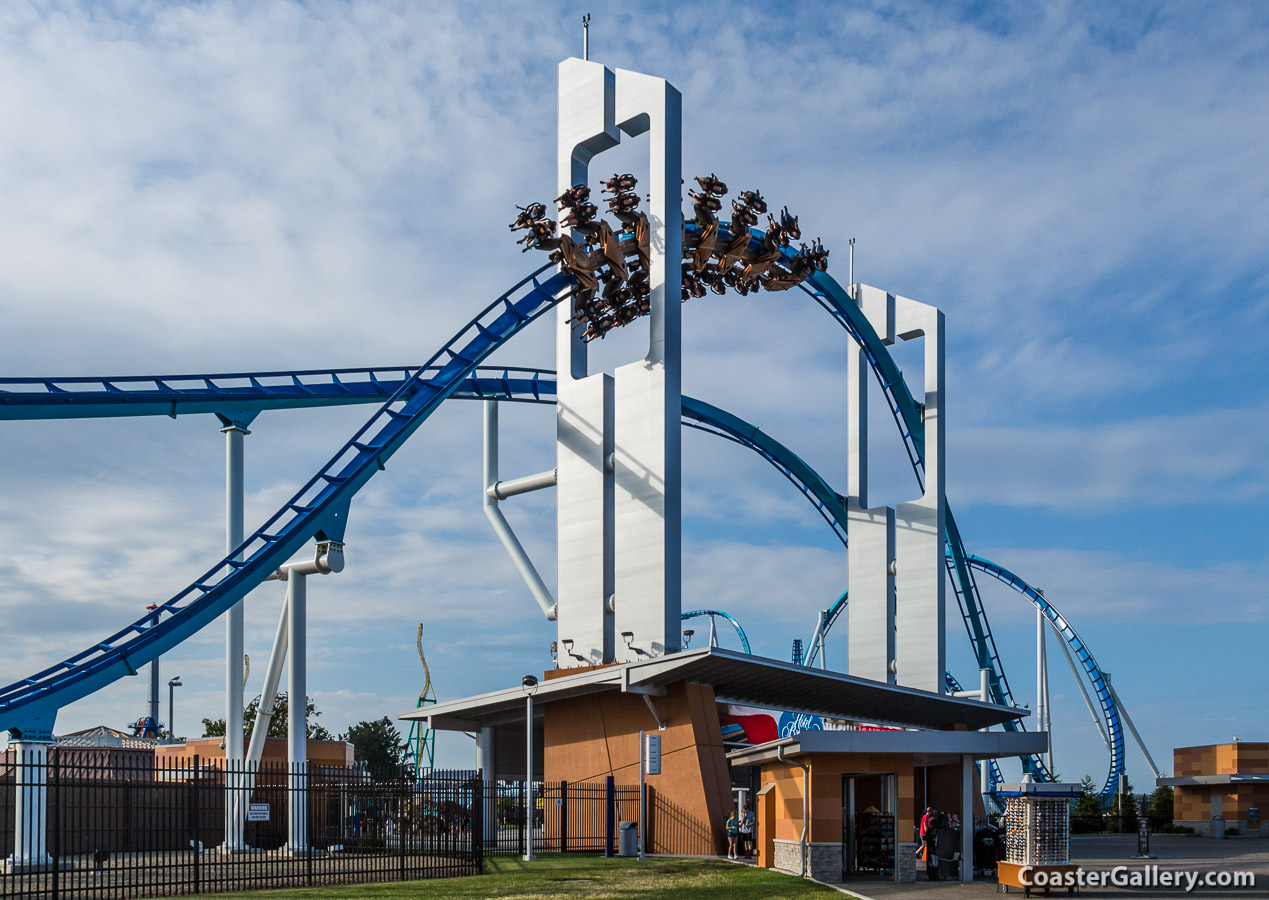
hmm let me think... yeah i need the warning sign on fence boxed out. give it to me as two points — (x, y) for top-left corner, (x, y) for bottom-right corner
(248, 803), (270, 822)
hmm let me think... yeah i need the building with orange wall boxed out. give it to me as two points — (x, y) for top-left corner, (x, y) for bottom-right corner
(154, 737), (354, 783)
(727, 729), (1043, 880)
(403, 646), (1042, 882)
(1160, 742), (1269, 836)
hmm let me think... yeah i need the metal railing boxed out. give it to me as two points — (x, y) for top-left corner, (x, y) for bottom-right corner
(0, 751), (482, 898)
(479, 778), (716, 857)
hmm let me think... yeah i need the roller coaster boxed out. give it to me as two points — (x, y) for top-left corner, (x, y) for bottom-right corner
(0, 222), (1159, 806)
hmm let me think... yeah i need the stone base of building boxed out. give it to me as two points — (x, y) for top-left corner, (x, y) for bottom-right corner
(896, 841), (918, 882)
(773, 839), (844, 882)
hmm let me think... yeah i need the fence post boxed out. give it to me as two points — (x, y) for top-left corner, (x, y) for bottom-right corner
(399, 768), (406, 881)
(645, 784), (653, 856)
(560, 781), (568, 854)
(517, 780), (525, 857)
(190, 751), (200, 893)
(605, 775), (614, 858)
(472, 774), (484, 873)
(305, 762), (313, 886)
(50, 752), (59, 900)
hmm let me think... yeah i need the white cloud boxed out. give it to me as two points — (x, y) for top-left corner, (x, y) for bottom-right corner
(0, 2), (1265, 769)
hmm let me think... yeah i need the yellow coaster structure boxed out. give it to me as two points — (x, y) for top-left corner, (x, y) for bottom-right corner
(407, 624), (437, 778)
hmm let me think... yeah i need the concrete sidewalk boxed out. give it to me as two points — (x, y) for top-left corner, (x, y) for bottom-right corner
(830, 835), (1269, 899)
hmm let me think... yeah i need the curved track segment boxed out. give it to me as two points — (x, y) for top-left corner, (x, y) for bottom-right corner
(962, 554), (1125, 794)
(0, 265), (569, 738)
(680, 609), (752, 654)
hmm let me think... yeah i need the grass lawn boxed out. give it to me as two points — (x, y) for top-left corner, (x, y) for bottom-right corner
(199, 853), (849, 899)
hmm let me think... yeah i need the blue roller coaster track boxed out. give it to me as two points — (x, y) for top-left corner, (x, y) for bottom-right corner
(680, 609), (753, 655)
(0, 247), (1125, 796)
(0, 265), (570, 739)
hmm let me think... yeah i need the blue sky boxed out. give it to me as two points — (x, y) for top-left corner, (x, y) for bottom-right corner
(0, 1), (1266, 792)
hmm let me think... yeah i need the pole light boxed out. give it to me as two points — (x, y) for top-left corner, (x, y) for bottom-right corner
(521, 674), (539, 862)
(167, 677), (183, 744)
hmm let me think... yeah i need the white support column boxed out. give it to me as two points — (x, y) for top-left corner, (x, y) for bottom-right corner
(1037, 605), (1052, 772)
(4, 741), (52, 873)
(610, 66), (683, 662)
(523, 696), (536, 862)
(483, 401), (558, 621)
(222, 422), (248, 850)
(980, 667), (993, 815)
(847, 286), (896, 685)
(477, 727), (497, 847)
(287, 570), (308, 854)
(555, 58), (682, 666)
(961, 755), (974, 883)
(893, 297), (946, 694)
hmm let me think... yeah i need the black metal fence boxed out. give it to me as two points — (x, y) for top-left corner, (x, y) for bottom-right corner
(0, 751), (482, 899)
(480, 779), (715, 857)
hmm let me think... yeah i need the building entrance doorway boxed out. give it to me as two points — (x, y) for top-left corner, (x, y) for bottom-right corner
(842, 773), (897, 879)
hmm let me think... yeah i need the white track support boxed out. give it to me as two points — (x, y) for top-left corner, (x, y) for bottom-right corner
(848, 285), (946, 694)
(892, 297), (946, 693)
(1055, 629), (1111, 752)
(287, 569), (308, 853)
(818, 610), (828, 670)
(477, 727), (496, 847)
(245, 595), (289, 774)
(524, 694), (536, 862)
(482, 401), (557, 620)
(847, 318), (896, 683)
(222, 421), (248, 850)
(235, 543), (341, 853)
(555, 58), (682, 666)
(1105, 677), (1163, 780)
(1037, 605), (1051, 771)
(3, 742), (52, 873)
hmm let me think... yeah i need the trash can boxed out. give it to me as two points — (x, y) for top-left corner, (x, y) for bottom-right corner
(1211, 815), (1226, 839)
(618, 821), (638, 856)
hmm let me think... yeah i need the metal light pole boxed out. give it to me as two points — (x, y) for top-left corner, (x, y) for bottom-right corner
(167, 677), (182, 743)
(521, 675), (539, 862)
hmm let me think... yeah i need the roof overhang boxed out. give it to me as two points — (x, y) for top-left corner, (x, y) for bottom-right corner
(1157, 774), (1269, 787)
(400, 647), (1028, 733)
(725, 728), (1048, 768)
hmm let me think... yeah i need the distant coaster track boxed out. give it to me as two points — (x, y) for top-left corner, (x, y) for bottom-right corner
(0, 249), (1125, 796)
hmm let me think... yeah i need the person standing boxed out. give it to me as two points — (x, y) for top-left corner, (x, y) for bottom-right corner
(740, 806), (755, 859)
(920, 807), (939, 881)
(935, 814), (959, 882)
(725, 811), (740, 860)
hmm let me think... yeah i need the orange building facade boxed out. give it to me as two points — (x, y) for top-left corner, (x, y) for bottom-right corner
(1165, 742), (1269, 836)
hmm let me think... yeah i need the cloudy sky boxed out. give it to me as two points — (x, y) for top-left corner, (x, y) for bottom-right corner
(1, 1), (1266, 791)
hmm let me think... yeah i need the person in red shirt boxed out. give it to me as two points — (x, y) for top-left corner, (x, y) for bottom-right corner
(919, 807), (939, 880)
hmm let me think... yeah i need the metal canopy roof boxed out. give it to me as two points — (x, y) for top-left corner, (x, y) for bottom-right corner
(725, 729), (1049, 768)
(401, 647), (1028, 733)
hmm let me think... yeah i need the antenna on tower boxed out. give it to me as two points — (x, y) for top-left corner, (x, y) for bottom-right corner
(582, 13), (591, 60)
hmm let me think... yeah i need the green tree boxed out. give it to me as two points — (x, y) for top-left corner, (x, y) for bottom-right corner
(201, 693), (333, 741)
(1146, 785), (1174, 827)
(341, 717), (409, 775)
(1108, 778), (1139, 833)
(1071, 775), (1105, 834)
